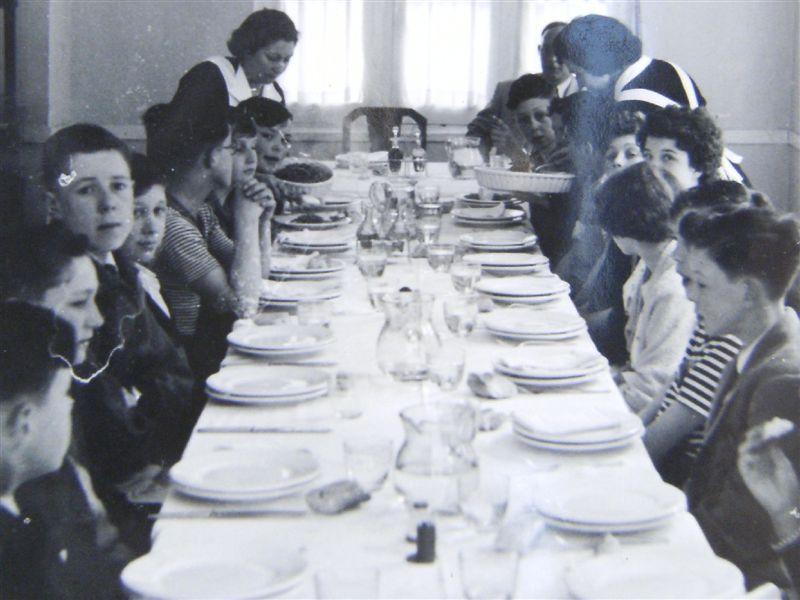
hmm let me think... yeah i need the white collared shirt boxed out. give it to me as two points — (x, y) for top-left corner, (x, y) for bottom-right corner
(136, 263), (171, 319)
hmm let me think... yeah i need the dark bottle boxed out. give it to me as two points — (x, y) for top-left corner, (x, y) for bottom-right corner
(388, 126), (404, 173)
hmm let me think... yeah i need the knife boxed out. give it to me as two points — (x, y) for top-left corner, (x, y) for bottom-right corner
(150, 508), (308, 520)
(196, 426), (332, 434)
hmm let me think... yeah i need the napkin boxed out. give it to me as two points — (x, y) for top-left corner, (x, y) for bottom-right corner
(497, 347), (604, 374)
(513, 406), (622, 436)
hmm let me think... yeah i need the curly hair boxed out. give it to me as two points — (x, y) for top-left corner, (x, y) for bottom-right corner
(227, 9), (298, 59)
(558, 15), (642, 76)
(679, 207), (800, 301)
(670, 180), (771, 221)
(596, 161), (675, 242)
(637, 106), (724, 179)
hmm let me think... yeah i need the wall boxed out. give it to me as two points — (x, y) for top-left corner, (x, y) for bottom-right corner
(12, 0), (800, 212)
(640, 0), (799, 212)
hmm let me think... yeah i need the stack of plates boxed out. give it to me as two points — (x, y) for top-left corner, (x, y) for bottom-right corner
(484, 309), (586, 341)
(565, 546), (745, 599)
(206, 365), (329, 404)
(227, 324), (333, 358)
(273, 212), (350, 230)
(122, 547), (308, 600)
(534, 477), (686, 533)
(269, 256), (345, 281)
(475, 275), (570, 305)
(452, 207), (526, 227)
(462, 252), (549, 276)
(320, 194), (359, 210)
(494, 346), (607, 390)
(169, 448), (320, 502)
(457, 192), (517, 207)
(278, 230), (354, 253)
(460, 231), (538, 251)
(511, 406), (644, 452)
(261, 280), (341, 306)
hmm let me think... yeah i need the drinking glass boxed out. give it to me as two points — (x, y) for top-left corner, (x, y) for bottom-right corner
(356, 242), (388, 279)
(459, 471), (509, 532)
(443, 294), (479, 337)
(459, 547), (519, 600)
(330, 371), (367, 419)
(315, 568), (380, 599)
(344, 438), (395, 492)
(296, 298), (332, 327)
(451, 262), (482, 293)
(367, 279), (394, 310)
(348, 153), (370, 179)
(428, 341), (465, 391)
(426, 244), (455, 272)
(418, 216), (442, 246)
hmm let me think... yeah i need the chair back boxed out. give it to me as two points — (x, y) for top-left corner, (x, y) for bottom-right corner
(342, 107), (427, 152)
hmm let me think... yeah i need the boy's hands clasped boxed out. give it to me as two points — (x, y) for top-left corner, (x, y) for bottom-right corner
(234, 177), (277, 221)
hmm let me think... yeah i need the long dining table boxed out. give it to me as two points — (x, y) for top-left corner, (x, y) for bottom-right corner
(139, 163), (746, 599)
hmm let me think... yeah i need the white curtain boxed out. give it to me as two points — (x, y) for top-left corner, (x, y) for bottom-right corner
(254, 0), (638, 120)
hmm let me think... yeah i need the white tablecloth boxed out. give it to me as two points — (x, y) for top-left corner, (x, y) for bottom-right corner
(146, 165), (738, 599)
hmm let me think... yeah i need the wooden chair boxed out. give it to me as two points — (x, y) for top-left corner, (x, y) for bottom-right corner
(342, 107), (427, 153)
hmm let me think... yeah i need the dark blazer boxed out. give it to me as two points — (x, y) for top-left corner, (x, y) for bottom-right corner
(687, 309), (800, 590)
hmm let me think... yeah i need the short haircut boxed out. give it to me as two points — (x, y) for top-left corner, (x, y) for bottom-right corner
(507, 74), (556, 110)
(42, 124), (132, 192)
(227, 9), (299, 59)
(0, 223), (90, 302)
(143, 100), (229, 177)
(541, 21), (567, 37)
(600, 108), (645, 150)
(228, 102), (258, 138)
(236, 97), (293, 128)
(637, 106), (724, 179)
(670, 180), (772, 220)
(130, 152), (165, 198)
(597, 161), (675, 242)
(0, 301), (76, 402)
(679, 207), (800, 301)
(559, 15), (642, 76)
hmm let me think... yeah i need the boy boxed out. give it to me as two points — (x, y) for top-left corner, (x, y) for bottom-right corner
(42, 125), (199, 531)
(0, 302), (126, 599)
(236, 97), (293, 177)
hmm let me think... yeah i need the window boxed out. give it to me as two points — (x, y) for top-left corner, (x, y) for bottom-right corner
(255, 0), (637, 122)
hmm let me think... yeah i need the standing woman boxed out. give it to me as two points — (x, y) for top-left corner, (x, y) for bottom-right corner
(171, 9), (298, 113)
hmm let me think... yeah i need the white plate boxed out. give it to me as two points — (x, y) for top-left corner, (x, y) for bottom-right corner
(463, 253), (547, 268)
(206, 365), (328, 398)
(503, 371), (603, 390)
(274, 213), (350, 230)
(206, 385), (328, 406)
(565, 547), (745, 599)
(460, 231), (537, 248)
(484, 310), (585, 336)
(495, 347), (607, 379)
(476, 276), (570, 298)
(121, 548), (307, 600)
(487, 327), (587, 342)
(170, 449), (319, 496)
(270, 256), (345, 275)
(228, 325), (333, 353)
(487, 292), (566, 305)
(514, 430), (641, 454)
(261, 280), (342, 303)
(280, 230), (354, 247)
(453, 208), (526, 223)
(512, 410), (644, 445)
(535, 478), (685, 528)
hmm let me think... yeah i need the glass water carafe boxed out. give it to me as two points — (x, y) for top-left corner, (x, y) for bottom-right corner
(446, 137), (484, 179)
(376, 291), (441, 382)
(394, 402), (479, 515)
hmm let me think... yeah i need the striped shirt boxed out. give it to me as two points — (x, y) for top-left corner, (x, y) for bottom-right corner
(154, 202), (234, 337)
(657, 324), (743, 459)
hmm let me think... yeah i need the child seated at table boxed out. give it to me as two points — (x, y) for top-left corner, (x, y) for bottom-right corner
(595, 162), (696, 412)
(118, 152), (173, 334)
(145, 98), (274, 378)
(503, 74), (561, 171)
(637, 106), (726, 191)
(0, 302), (127, 599)
(642, 181), (771, 486)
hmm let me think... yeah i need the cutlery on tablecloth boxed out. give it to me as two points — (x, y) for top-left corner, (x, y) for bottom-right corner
(150, 508), (308, 520)
(196, 426), (332, 434)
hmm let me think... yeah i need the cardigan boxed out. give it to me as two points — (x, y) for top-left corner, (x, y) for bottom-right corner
(619, 241), (696, 411)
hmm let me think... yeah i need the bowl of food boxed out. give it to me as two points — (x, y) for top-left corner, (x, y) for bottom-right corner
(274, 161), (334, 197)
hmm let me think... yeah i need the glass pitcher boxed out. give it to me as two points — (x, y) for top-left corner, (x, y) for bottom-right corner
(376, 291), (441, 382)
(445, 137), (484, 179)
(394, 402), (479, 515)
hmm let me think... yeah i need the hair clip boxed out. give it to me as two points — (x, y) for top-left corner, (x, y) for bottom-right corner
(58, 170), (78, 187)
